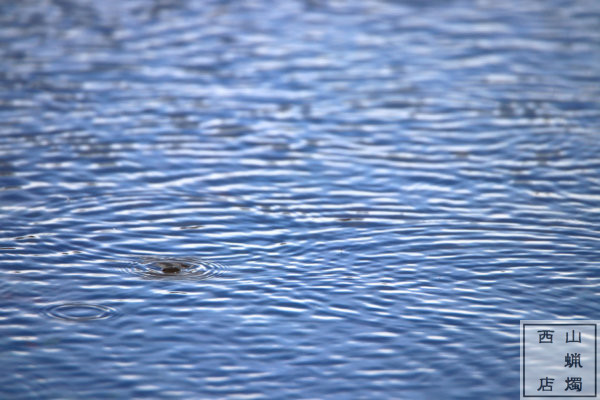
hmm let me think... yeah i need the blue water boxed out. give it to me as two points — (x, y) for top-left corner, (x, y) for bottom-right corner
(1, 0), (599, 398)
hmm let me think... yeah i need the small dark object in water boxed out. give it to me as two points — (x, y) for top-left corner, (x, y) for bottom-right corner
(128, 257), (226, 280)
(157, 261), (192, 274)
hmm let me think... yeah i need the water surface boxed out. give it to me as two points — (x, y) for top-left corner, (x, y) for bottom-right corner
(1, 0), (599, 398)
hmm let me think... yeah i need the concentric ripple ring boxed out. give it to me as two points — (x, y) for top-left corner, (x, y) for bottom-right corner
(46, 303), (117, 322)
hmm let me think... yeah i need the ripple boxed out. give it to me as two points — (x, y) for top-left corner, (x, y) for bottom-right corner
(45, 303), (117, 322)
(0, 375), (45, 400)
(124, 256), (227, 281)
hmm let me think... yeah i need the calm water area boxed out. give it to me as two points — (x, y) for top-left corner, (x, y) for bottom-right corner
(0, 0), (599, 399)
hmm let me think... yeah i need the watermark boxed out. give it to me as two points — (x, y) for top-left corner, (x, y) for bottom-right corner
(521, 321), (598, 398)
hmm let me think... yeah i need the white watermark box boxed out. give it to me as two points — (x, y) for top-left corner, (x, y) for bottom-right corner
(521, 321), (597, 398)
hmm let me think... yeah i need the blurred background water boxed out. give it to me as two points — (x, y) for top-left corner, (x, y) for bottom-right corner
(0, 0), (599, 398)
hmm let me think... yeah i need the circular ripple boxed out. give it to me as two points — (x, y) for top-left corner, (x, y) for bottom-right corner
(46, 303), (117, 322)
(125, 256), (227, 280)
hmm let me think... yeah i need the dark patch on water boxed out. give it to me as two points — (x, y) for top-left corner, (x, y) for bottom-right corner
(125, 256), (228, 280)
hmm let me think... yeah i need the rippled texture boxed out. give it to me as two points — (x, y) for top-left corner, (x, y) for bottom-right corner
(0, 0), (599, 398)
